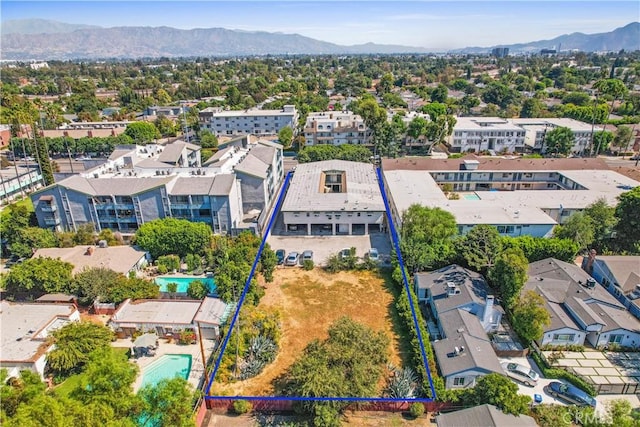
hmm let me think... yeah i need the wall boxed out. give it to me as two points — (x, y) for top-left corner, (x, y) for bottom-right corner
(136, 188), (166, 224)
(445, 368), (489, 389)
(595, 329), (640, 349)
(236, 172), (266, 213)
(540, 327), (585, 346)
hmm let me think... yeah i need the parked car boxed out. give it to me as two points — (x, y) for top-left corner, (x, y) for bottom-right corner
(275, 249), (286, 265)
(285, 252), (299, 266)
(547, 381), (596, 407)
(366, 248), (380, 262)
(339, 248), (352, 259)
(302, 250), (313, 263)
(501, 362), (539, 386)
(631, 153), (640, 160)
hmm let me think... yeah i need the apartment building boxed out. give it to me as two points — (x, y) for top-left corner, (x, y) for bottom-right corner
(381, 156), (639, 238)
(448, 117), (602, 155)
(199, 105), (298, 137)
(31, 139), (283, 235)
(303, 111), (367, 146)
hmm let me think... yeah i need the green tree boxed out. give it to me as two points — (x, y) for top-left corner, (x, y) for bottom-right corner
(0, 369), (46, 418)
(46, 322), (114, 378)
(502, 235), (579, 263)
(421, 102), (447, 121)
(400, 204), (457, 272)
(430, 84), (448, 103)
(520, 98), (543, 118)
(187, 280), (208, 299)
(137, 378), (195, 427)
(283, 317), (389, 422)
(73, 266), (122, 305)
(612, 125), (633, 154)
(124, 121), (160, 144)
(613, 186), (640, 253)
(457, 225), (503, 273)
(376, 73), (394, 95)
(407, 116), (428, 140)
(154, 115), (177, 138)
(9, 226), (58, 258)
(593, 130), (614, 154)
(544, 126), (575, 156)
(489, 247), (528, 309)
(594, 78), (628, 128)
(156, 254), (180, 272)
(134, 218), (212, 259)
(199, 130), (218, 149)
(481, 81), (517, 109)
(583, 198), (617, 251)
(278, 126), (294, 149)
(184, 253), (202, 272)
(73, 223), (96, 245)
(553, 212), (594, 250)
(466, 373), (531, 415)
(512, 290), (551, 343)
(260, 245), (277, 283)
(4, 257), (74, 296)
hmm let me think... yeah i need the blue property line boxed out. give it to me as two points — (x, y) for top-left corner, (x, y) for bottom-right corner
(205, 170), (293, 396)
(375, 167), (437, 401)
(205, 166), (436, 403)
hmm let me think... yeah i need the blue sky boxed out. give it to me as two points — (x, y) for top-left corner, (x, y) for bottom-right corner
(2, 1), (638, 49)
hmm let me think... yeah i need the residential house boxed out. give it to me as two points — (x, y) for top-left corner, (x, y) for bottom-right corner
(415, 265), (504, 389)
(435, 404), (538, 427)
(109, 297), (229, 340)
(0, 301), (80, 378)
(525, 258), (640, 348)
(583, 252), (640, 320)
(32, 245), (148, 276)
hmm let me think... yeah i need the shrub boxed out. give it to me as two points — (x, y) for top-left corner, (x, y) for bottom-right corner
(157, 264), (168, 274)
(302, 259), (314, 270)
(409, 402), (425, 418)
(178, 329), (196, 345)
(232, 399), (252, 414)
(187, 280), (208, 299)
(156, 254), (180, 272)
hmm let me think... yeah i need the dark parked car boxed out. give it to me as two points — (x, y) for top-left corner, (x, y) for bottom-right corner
(547, 381), (596, 407)
(275, 249), (286, 265)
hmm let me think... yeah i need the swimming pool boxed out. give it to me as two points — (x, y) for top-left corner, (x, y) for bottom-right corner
(154, 276), (215, 293)
(140, 354), (192, 388)
(463, 193), (481, 201)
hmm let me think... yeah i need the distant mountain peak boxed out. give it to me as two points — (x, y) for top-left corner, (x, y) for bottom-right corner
(1, 18), (102, 35)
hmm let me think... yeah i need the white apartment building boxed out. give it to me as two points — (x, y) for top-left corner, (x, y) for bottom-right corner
(199, 105), (298, 137)
(303, 111), (367, 146)
(449, 117), (602, 154)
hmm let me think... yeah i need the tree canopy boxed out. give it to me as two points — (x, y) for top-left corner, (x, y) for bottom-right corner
(456, 224), (502, 273)
(463, 373), (531, 415)
(488, 247), (528, 310)
(297, 144), (372, 163)
(4, 257), (74, 296)
(613, 186), (640, 253)
(512, 290), (551, 342)
(544, 126), (575, 156)
(277, 126), (294, 149)
(553, 212), (594, 250)
(124, 121), (160, 144)
(134, 217), (212, 259)
(400, 204), (457, 272)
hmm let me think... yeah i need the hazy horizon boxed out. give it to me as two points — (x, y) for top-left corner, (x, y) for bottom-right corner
(1, 1), (638, 50)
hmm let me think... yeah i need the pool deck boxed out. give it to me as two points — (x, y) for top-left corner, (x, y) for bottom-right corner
(112, 337), (216, 392)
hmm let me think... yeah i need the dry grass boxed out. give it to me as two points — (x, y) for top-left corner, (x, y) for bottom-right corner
(212, 267), (406, 396)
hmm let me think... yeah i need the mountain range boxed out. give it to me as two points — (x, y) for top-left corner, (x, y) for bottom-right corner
(1, 19), (638, 60)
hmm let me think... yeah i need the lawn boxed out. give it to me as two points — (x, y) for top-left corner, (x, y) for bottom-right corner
(212, 267), (409, 396)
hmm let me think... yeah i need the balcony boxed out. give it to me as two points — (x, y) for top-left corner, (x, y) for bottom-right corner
(40, 204), (57, 212)
(43, 217), (61, 226)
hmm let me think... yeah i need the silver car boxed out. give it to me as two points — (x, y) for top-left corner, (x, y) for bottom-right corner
(501, 362), (539, 386)
(285, 252), (299, 266)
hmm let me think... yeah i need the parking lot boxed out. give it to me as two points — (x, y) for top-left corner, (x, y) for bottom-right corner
(266, 233), (392, 267)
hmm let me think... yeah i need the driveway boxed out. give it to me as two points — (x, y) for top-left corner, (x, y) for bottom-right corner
(500, 355), (640, 416)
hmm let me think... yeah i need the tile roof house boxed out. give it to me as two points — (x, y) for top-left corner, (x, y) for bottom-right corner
(525, 258), (640, 349)
(415, 265), (505, 389)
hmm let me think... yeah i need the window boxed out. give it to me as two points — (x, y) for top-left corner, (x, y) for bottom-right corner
(609, 334), (623, 344)
(453, 377), (465, 386)
(553, 334), (575, 342)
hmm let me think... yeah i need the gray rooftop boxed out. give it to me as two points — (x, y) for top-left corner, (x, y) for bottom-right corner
(595, 256), (640, 294)
(110, 299), (202, 326)
(234, 154), (270, 179)
(433, 333), (503, 377)
(59, 175), (174, 196)
(439, 308), (489, 340)
(1, 301), (78, 363)
(33, 245), (147, 275)
(436, 404), (538, 427)
(415, 265), (490, 314)
(193, 297), (228, 325)
(168, 175), (235, 196)
(281, 160), (384, 212)
(526, 258), (640, 334)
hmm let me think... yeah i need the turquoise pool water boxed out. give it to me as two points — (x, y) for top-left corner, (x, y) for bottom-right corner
(154, 276), (215, 293)
(463, 194), (481, 200)
(140, 354), (192, 388)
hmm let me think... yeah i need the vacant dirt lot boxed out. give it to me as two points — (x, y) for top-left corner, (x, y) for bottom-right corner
(213, 267), (406, 396)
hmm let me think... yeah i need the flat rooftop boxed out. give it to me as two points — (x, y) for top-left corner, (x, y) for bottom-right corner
(111, 299), (202, 326)
(1, 301), (77, 363)
(282, 160), (385, 212)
